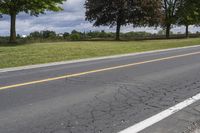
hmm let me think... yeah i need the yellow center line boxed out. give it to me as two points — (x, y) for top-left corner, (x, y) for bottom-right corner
(1, 51), (200, 91)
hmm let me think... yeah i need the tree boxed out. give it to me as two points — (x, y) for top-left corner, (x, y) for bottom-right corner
(0, 0), (66, 43)
(70, 34), (81, 41)
(177, 0), (200, 37)
(161, 0), (182, 38)
(63, 32), (70, 39)
(85, 0), (161, 40)
(29, 31), (41, 38)
(71, 30), (80, 34)
(41, 30), (57, 38)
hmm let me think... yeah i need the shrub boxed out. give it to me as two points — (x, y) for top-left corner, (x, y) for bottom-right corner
(70, 34), (81, 41)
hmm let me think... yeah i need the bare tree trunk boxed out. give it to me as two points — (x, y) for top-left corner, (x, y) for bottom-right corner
(185, 24), (189, 38)
(116, 20), (121, 41)
(10, 13), (17, 43)
(166, 24), (171, 39)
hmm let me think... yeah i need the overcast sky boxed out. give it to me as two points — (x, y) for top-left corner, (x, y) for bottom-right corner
(0, 0), (199, 36)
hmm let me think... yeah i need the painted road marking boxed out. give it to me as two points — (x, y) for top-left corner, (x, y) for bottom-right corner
(1, 51), (200, 90)
(119, 92), (200, 133)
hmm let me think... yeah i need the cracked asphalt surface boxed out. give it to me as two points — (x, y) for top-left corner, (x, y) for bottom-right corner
(1, 46), (200, 133)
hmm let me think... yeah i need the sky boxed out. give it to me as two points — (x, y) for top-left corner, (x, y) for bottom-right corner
(0, 0), (199, 36)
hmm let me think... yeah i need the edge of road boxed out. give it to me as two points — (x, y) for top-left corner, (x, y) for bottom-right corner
(139, 100), (200, 133)
(119, 92), (200, 133)
(1, 44), (200, 73)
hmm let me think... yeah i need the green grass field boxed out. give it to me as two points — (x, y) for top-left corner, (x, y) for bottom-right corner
(0, 38), (200, 68)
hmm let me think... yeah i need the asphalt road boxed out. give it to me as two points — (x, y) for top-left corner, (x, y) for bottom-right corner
(1, 46), (200, 133)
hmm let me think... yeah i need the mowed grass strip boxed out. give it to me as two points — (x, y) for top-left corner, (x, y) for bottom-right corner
(0, 38), (200, 68)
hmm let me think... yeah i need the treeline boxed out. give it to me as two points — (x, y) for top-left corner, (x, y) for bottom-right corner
(27, 30), (153, 41)
(0, 0), (200, 43)
(23, 30), (199, 41)
(1, 29), (200, 44)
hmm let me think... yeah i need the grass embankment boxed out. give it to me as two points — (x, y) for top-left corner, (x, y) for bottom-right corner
(0, 38), (200, 68)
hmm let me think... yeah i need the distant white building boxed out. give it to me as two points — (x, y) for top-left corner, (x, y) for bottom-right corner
(21, 35), (27, 38)
(58, 33), (63, 37)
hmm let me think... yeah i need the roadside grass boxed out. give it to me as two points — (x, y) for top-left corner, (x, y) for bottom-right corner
(0, 38), (200, 68)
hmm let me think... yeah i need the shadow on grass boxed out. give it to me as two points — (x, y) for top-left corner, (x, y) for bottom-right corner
(0, 42), (29, 47)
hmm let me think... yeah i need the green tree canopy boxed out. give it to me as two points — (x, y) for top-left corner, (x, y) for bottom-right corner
(0, 0), (66, 43)
(161, 0), (182, 38)
(85, 0), (162, 40)
(177, 0), (200, 37)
